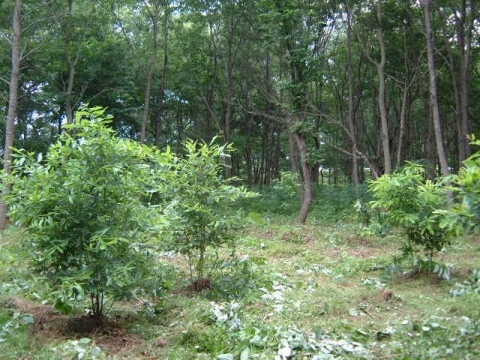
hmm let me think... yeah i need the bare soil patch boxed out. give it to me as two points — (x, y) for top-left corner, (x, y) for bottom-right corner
(5, 296), (144, 356)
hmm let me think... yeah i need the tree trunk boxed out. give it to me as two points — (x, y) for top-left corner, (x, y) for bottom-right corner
(287, 126), (299, 174)
(422, 0), (450, 177)
(438, 1), (474, 166)
(455, 0), (474, 162)
(376, 1), (391, 174)
(0, 0), (22, 231)
(63, 0), (94, 124)
(224, 14), (234, 178)
(140, 4), (160, 143)
(64, 0), (77, 124)
(346, 6), (360, 191)
(154, 7), (169, 147)
(293, 129), (312, 224)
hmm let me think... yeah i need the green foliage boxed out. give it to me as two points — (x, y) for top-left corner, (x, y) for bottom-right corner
(368, 163), (450, 261)
(242, 171), (300, 216)
(160, 139), (258, 283)
(208, 255), (273, 301)
(313, 184), (367, 222)
(5, 107), (167, 319)
(438, 136), (480, 235)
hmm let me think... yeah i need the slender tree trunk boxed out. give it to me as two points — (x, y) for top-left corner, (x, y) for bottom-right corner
(154, 7), (169, 147)
(203, 21), (218, 142)
(273, 125), (281, 180)
(0, 0), (22, 231)
(203, 88), (214, 142)
(64, 0), (76, 124)
(287, 126), (299, 173)
(376, 1), (391, 174)
(346, 6), (360, 191)
(396, 84), (408, 168)
(63, 0), (94, 124)
(224, 14), (234, 178)
(422, 0), (450, 177)
(293, 129), (312, 224)
(458, 0), (475, 161)
(438, 1), (474, 166)
(262, 49), (272, 186)
(140, 5), (159, 143)
(244, 112), (253, 187)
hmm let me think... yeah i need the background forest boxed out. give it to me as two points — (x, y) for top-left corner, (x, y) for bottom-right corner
(1, 0), (479, 195)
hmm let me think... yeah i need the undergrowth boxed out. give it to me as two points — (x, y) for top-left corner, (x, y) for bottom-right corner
(1, 186), (479, 359)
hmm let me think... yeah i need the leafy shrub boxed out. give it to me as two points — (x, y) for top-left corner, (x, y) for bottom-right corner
(368, 163), (450, 263)
(5, 107), (168, 319)
(207, 255), (272, 301)
(159, 139), (258, 285)
(438, 136), (480, 235)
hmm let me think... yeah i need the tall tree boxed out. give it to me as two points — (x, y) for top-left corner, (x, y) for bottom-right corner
(272, 0), (316, 223)
(138, 1), (163, 143)
(352, 0), (392, 174)
(0, 0), (22, 230)
(421, 0), (450, 177)
(438, 0), (477, 165)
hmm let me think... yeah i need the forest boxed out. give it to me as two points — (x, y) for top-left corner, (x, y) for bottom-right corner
(0, 0), (479, 359)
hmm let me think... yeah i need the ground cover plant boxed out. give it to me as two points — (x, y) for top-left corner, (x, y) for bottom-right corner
(1, 204), (479, 359)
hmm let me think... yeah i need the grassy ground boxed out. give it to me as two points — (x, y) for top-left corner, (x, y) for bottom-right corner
(0, 216), (479, 359)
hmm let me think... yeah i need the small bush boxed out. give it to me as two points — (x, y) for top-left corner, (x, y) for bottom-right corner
(438, 136), (480, 235)
(5, 107), (168, 319)
(158, 139), (258, 285)
(368, 163), (450, 263)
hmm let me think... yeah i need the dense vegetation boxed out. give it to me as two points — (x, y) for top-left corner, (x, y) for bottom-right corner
(0, 109), (479, 358)
(1, 0), (479, 187)
(1, 0), (479, 358)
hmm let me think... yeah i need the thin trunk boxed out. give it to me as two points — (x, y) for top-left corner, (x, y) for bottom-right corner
(140, 6), (159, 143)
(204, 88), (214, 141)
(154, 7), (169, 147)
(287, 126), (299, 173)
(426, 98), (437, 179)
(245, 113), (253, 187)
(203, 21), (218, 142)
(261, 119), (270, 186)
(224, 15), (234, 178)
(0, 0), (22, 231)
(273, 125), (281, 180)
(422, 0), (450, 177)
(64, 0), (76, 124)
(293, 130), (312, 224)
(396, 81), (409, 168)
(242, 82), (254, 186)
(438, 2), (472, 166)
(63, 0), (94, 124)
(262, 50), (272, 186)
(346, 6), (360, 190)
(376, 1), (391, 174)
(140, 62), (155, 143)
(458, 0), (475, 161)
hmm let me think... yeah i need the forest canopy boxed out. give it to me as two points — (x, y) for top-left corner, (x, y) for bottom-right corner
(1, 0), (478, 178)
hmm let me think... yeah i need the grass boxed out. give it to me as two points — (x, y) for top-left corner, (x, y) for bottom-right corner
(0, 216), (479, 359)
